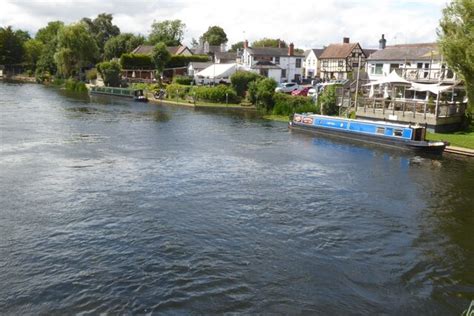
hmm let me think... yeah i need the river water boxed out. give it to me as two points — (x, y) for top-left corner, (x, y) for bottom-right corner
(0, 82), (473, 314)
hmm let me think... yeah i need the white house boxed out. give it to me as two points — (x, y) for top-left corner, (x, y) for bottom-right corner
(303, 48), (324, 79)
(239, 40), (304, 83)
(366, 41), (457, 84)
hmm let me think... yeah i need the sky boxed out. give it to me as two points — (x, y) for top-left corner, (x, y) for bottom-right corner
(0, 0), (449, 49)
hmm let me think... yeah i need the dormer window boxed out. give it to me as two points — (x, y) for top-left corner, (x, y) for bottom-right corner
(275, 56), (280, 64)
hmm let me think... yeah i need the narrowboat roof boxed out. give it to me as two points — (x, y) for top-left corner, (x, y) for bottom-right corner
(301, 114), (419, 129)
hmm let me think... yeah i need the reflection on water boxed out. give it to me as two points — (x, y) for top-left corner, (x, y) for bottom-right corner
(0, 82), (473, 315)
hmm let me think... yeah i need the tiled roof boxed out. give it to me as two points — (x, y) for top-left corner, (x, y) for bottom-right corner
(368, 43), (439, 61)
(251, 61), (282, 69)
(319, 43), (360, 59)
(363, 49), (377, 58)
(305, 48), (325, 58)
(215, 52), (237, 61)
(247, 47), (305, 57)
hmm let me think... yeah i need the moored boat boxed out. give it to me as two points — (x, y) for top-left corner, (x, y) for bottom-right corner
(89, 86), (148, 102)
(289, 113), (447, 154)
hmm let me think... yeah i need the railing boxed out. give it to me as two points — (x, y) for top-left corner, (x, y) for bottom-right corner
(374, 67), (457, 82)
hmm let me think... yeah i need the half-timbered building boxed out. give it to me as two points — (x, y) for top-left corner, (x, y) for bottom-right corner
(319, 37), (367, 80)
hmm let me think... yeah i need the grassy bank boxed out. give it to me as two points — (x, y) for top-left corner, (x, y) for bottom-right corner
(427, 129), (474, 149)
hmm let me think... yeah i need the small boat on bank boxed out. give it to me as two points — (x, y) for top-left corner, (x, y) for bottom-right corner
(89, 86), (148, 102)
(289, 113), (447, 154)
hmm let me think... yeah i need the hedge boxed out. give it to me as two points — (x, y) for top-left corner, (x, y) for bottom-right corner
(166, 55), (210, 68)
(166, 83), (192, 99)
(172, 75), (193, 85)
(273, 93), (318, 116)
(120, 53), (154, 69)
(192, 85), (239, 103)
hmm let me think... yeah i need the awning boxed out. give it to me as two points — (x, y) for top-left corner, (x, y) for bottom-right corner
(365, 70), (411, 86)
(409, 82), (456, 95)
(195, 63), (240, 79)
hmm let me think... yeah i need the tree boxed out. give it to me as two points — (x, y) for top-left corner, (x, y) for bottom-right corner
(318, 85), (338, 115)
(24, 39), (44, 70)
(36, 21), (64, 43)
(251, 38), (287, 48)
(35, 21), (64, 78)
(148, 20), (185, 46)
(230, 71), (263, 97)
(97, 60), (122, 86)
(0, 26), (28, 65)
(151, 42), (171, 78)
(82, 13), (120, 58)
(438, 0), (474, 113)
(104, 33), (145, 60)
(248, 78), (277, 111)
(229, 41), (244, 52)
(54, 23), (99, 78)
(199, 26), (228, 45)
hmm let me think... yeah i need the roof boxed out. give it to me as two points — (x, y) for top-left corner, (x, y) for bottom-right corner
(363, 49), (377, 58)
(251, 61), (282, 70)
(189, 62), (213, 69)
(305, 48), (325, 58)
(246, 47), (305, 57)
(368, 43), (439, 61)
(319, 43), (360, 59)
(195, 63), (239, 78)
(131, 45), (191, 55)
(192, 45), (222, 55)
(215, 51), (237, 61)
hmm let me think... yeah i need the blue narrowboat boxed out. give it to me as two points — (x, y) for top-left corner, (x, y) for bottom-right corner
(89, 86), (148, 102)
(289, 113), (447, 154)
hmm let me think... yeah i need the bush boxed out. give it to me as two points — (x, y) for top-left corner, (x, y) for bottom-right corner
(166, 83), (192, 99)
(120, 53), (154, 69)
(248, 78), (277, 111)
(318, 85), (338, 115)
(131, 83), (162, 93)
(272, 93), (318, 116)
(173, 75), (193, 85)
(230, 71), (263, 97)
(97, 61), (122, 87)
(86, 68), (98, 81)
(64, 78), (87, 92)
(35, 69), (51, 83)
(166, 55), (210, 68)
(192, 85), (239, 103)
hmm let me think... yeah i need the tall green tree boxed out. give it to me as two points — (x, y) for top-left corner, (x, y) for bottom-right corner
(82, 13), (120, 58)
(438, 0), (474, 113)
(148, 20), (185, 46)
(24, 39), (44, 70)
(36, 21), (64, 44)
(104, 33), (145, 60)
(97, 60), (122, 86)
(35, 21), (64, 77)
(151, 42), (171, 80)
(252, 38), (287, 48)
(0, 26), (28, 65)
(54, 22), (99, 78)
(199, 26), (228, 45)
(229, 41), (244, 52)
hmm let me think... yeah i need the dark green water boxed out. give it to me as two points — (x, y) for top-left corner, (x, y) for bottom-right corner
(0, 82), (473, 314)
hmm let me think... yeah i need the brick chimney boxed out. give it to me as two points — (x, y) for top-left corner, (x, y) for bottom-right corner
(288, 42), (294, 56)
(243, 39), (249, 49)
(379, 34), (386, 49)
(343, 37), (350, 44)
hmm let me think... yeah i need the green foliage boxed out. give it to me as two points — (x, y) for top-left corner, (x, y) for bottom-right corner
(104, 33), (145, 60)
(54, 23), (99, 78)
(248, 78), (277, 111)
(192, 85), (239, 103)
(318, 85), (338, 115)
(35, 21), (64, 78)
(86, 68), (98, 81)
(24, 39), (44, 70)
(81, 13), (120, 58)
(151, 42), (171, 74)
(97, 61), (122, 86)
(230, 71), (263, 97)
(64, 78), (88, 92)
(131, 82), (162, 92)
(272, 93), (317, 116)
(35, 21), (64, 43)
(251, 38), (287, 48)
(119, 53), (154, 69)
(0, 26), (28, 64)
(229, 41), (244, 52)
(438, 0), (474, 112)
(148, 19), (185, 46)
(199, 26), (228, 45)
(173, 75), (193, 85)
(166, 55), (210, 68)
(166, 83), (192, 99)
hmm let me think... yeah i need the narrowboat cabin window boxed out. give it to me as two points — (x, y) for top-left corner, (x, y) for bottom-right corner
(394, 129), (403, 137)
(376, 127), (385, 134)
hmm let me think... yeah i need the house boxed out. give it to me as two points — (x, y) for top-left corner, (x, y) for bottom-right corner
(214, 51), (237, 64)
(240, 40), (304, 83)
(131, 44), (193, 56)
(366, 38), (457, 84)
(303, 48), (324, 79)
(319, 37), (367, 80)
(188, 62), (213, 77)
(192, 40), (227, 58)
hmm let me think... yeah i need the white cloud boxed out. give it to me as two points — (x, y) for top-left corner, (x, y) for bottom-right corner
(0, 0), (449, 49)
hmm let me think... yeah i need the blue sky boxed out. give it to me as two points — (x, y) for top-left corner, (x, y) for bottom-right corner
(0, 0), (449, 49)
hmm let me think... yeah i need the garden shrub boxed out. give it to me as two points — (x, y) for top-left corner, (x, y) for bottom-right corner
(166, 83), (191, 99)
(230, 71), (263, 97)
(192, 85), (239, 103)
(173, 75), (193, 85)
(272, 93), (318, 116)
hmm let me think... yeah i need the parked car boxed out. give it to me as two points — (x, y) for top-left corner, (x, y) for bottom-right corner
(291, 86), (311, 96)
(275, 82), (300, 93)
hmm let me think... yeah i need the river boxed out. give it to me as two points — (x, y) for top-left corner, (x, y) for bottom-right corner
(0, 82), (473, 314)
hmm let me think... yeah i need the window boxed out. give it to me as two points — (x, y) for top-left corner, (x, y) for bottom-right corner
(417, 63), (423, 69)
(394, 129), (403, 137)
(353, 63), (359, 68)
(374, 63), (383, 74)
(322, 60), (328, 67)
(281, 69), (287, 78)
(274, 56), (280, 64)
(376, 127), (385, 134)
(296, 58), (301, 68)
(338, 60), (344, 67)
